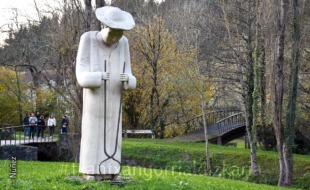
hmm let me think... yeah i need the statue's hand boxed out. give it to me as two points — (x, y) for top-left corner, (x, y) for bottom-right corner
(102, 72), (110, 80)
(120, 73), (129, 82)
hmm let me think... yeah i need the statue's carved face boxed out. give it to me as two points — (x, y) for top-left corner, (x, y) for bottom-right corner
(102, 27), (123, 45)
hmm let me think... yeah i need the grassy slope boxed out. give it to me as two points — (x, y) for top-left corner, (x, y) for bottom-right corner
(121, 138), (310, 189)
(0, 138), (308, 189)
(0, 160), (297, 190)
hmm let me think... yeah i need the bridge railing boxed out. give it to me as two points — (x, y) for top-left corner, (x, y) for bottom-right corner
(184, 109), (241, 132)
(215, 112), (245, 135)
(0, 125), (57, 146)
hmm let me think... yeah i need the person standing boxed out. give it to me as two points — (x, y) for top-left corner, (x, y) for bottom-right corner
(61, 116), (69, 134)
(47, 115), (56, 138)
(28, 113), (37, 139)
(23, 112), (30, 139)
(37, 116), (46, 138)
(35, 111), (40, 137)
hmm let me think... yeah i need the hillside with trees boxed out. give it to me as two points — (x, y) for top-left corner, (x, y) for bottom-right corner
(0, 0), (309, 188)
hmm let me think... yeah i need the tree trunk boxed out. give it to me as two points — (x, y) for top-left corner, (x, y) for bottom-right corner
(95, 0), (105, 31)
(251, 1), (261, 175)
(221, 1), (259, 175)
(151, 61), (157, 136)
(156, 88), (164, 139)
(283, 0), (301, 186)
(272, 0), (289, 186)
(246, 0), (259, 176)
(14, 66), (23, 125)
(84, 0), (92, 32)
(259, 46), (267, 150)
(201, 82), (211, 172)
(29, 68), (41, 112)
(150, 89), (155, 135)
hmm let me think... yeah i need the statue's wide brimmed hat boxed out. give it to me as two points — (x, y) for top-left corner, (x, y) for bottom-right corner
(95, 6), (135, 31)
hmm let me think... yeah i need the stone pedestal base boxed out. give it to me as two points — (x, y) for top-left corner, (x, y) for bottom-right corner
(84, 174), (118, 181)
(67, 175), (129, 187)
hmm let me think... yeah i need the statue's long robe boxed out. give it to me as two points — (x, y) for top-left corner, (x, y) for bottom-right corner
(76, 31), (136, 175)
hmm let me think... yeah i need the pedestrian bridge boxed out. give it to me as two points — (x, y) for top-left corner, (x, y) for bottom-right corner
(0, 125), (58, 146)
(174, 110), (246, 144)
(1, 110), (246, 146)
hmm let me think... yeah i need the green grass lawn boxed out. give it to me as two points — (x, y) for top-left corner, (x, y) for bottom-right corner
(121, 138), (310, 189)
(0, 138), (309, 189)
(123, 138), (310, 161)
(0, 160), (298, 190)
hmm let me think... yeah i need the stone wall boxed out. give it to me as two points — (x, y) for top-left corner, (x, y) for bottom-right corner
(27, 142), (59, 161)
(0, 133), (81, 162)
(58, 133), (80, 162)
(0, 145), (37, 160)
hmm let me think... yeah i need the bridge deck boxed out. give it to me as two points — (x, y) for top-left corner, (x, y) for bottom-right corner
(191, 121), (246, 136)
(174, 121), (246, 143)
(0, 137), (58, 146)
(0, 125), (59, 146)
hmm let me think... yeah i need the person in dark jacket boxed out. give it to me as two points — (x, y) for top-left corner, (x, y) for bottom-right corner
(37, 116), (46, 138)
(61, 116), (69, 134)
(23, 112), (30, 138)
(35, 111), (40, 137)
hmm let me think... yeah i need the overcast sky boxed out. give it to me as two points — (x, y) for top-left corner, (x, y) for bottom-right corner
(0, 0), (162, 44)
(0, 0), (95, 44)
(0, 0), (47, 44)
(0, 0), (39, 27)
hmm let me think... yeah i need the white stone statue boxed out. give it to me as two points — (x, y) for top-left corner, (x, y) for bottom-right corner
(76, 6), (136, 181)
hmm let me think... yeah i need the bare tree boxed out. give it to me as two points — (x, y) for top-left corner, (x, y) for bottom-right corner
(219, 0), (260, 176)
(84, 0), (92, 31)
(95, 0), (105, 31)
(271, 0), (289, 186)
(283, 0), (301, 186)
